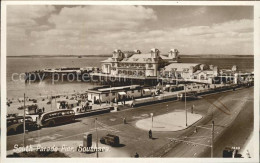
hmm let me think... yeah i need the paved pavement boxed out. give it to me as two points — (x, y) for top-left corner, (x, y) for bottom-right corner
(135, 111), (202, 131)
(6, 87), (253, 158)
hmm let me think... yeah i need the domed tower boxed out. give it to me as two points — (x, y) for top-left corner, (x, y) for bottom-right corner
(112, 49), (124, 61)
(134, 49), (142, 54)
(168, 49), (180, 62)
(232, 65), (237, 72)
(150, 48), (160, 59)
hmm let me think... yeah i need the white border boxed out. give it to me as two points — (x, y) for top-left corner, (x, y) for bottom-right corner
(1, 1), (259, 163)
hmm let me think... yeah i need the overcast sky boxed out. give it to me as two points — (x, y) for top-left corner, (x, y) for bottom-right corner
(7, 5), (253, 56)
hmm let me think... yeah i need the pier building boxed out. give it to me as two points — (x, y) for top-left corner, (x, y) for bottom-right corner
(161, 63), (219, 84)
(99, 48), (223, 84)
(86, 85), (153, 103)
(101, 48), (169, 78)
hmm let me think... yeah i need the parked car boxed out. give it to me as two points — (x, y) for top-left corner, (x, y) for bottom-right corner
(7, 116), (39, 135)
(100, 134), (120, 146)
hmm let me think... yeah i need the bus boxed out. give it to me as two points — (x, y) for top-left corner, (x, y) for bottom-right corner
(7, 116), (39, 135)
(38, 110), (75, 127)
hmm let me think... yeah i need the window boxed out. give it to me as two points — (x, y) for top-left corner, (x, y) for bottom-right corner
(132, 90), (134, 93)
(138, 90), (141, 92)
(148, 64), (153, 68)
(112, 92), (115, 96)
(106, 93), (109, 97)
(44, 115), (49, 120)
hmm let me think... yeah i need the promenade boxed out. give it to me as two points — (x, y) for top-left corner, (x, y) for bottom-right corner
(7, 87), (253, 157)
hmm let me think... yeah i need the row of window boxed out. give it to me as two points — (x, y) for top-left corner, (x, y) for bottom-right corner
(43, 111), (74, 120)
(105, 90), (141, 97)
(7, 118), (33, 125)
(118, 70), (145, 76)
(118, 63), (146, 67)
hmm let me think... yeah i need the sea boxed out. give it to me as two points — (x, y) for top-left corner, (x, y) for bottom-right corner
(7, 56), (254, 100)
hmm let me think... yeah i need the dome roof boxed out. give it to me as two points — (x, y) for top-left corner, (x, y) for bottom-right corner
(151, 48), (160, 53)
(169, 49), (179, 53)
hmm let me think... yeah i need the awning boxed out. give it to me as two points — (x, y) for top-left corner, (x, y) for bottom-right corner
(118, 92), (126, 95)
(143, 89), (151, 92)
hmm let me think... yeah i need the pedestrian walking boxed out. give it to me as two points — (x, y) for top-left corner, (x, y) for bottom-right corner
(134, 152), (139, 158)
(149, 129), (152, 139)
(123, 117), (126, 124)
(191, 104), (195, 114)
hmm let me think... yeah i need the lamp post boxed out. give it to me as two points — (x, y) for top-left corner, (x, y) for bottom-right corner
(51, 91), (53, 111)
(150, 113), (154, 128)
(95, 118), (99, 158)
(23, 93), (26, 147)
(185, 84), (187, 126)
(109, 85), (111, 105)
(211, 120), (215, 158)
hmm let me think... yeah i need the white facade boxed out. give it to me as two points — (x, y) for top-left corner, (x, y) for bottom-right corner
(101, 48), (162, 78)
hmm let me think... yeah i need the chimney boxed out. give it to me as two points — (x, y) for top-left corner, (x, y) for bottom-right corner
(151, 48), (160, 58)
(168, 49), (179, 59)
(200, 64), (205, 70)
(134, 49), (141, 54)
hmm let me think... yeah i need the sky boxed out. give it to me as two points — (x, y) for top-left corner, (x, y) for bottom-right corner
(6, 5), (253, 56)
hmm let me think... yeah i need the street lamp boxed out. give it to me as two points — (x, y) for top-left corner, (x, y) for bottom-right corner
(95, 118), (99, 158)
(23, 93), (26, 147)
(151, 113), (154, 128)
(211, 121), (214, 158)
(109, 85), (112, 105)
(185, 84), (187, 126)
